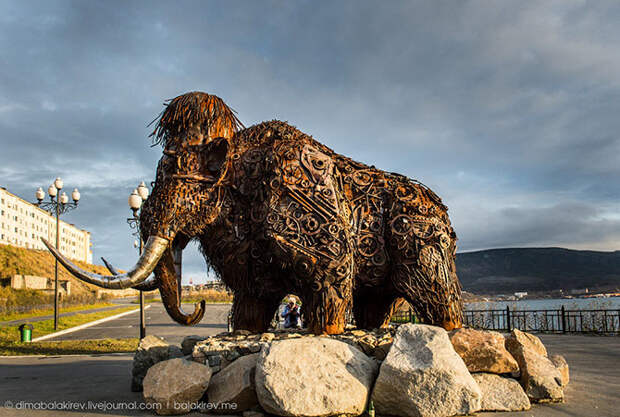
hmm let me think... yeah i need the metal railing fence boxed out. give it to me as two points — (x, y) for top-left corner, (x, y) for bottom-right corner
(390, 306), (620, 334)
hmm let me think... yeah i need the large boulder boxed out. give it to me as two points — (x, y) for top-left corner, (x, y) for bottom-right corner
(550, 354), (570, 387)
(256, 337), (378, 417)
(472, 373), (531, 412)
(507, 328), (547, 356)
(505, 329), (563, 402)
(371, 324), (482, 417)
(132, 335), (184, 392)
(207, 353), (260, 414)
(449, 328), (519, 374)
(143, 358), (212, 415)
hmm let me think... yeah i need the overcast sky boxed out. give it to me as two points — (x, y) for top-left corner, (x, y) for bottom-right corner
(1, 1), (619, 283)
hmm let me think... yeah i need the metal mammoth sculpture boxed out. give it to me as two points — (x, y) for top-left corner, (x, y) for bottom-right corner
(44, 92), (463, 335)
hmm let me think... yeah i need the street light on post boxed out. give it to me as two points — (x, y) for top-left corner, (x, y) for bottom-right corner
(35, 178), (80, 331)
(128, 182), (149, 339)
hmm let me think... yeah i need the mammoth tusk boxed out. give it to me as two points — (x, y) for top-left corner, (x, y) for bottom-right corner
(42, 236), (169, 289)
(101, 257), (159, 291)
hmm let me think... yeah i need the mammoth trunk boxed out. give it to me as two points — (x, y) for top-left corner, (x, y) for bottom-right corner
(155, 246), (205, 325)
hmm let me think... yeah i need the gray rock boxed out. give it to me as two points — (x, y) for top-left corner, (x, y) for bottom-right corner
(371, 323), (481, 417)
(550, 354), (570, 387)
(505, 329), (563, 403)
(143, 358), (212, 415)
(449, 328), (519, 374)
(473, 373), (531, 411)
(256, 337), (378, 417)
(182, 335), (207, 355)
(132, 335), (183, 392)
(207, 353), (259, 414)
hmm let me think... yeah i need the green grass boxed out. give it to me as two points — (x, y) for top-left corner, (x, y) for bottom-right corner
(390, 314), (418, 324)
(132, 298), (232, 304)
(0, 338), (139, 356)
(0, 306), (137, 342)
(131, 288), (233, 304)
(0, 306), (140, 356)
(0, 302), (116, 322)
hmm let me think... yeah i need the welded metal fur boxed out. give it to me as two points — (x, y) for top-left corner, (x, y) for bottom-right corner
(48, 91), (463, 334)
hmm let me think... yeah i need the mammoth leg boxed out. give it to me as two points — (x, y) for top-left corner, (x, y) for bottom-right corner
(305, 285), (351, 335)
(353, 291), (404, 329)
(392, 260), (463, 331)
(231, 292), (281, 333)
(304, 258), (354, 335)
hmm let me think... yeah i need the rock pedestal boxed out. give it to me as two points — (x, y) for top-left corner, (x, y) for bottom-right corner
(135, 326), (569, 416)
(550, 354), (570, 387)
(207, 353), (260, 413)
(256, 337), (378, 417)
(505, 329), (564, 403)
(473, 373), (531, 411)
(132, 335), (184, 392)
(372, 324), (482, 417)
(449, 328), (519, 374)
(143, 358), (212, 415)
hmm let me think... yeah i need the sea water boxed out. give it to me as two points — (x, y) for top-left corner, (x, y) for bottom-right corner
(466, 296), (620, 311)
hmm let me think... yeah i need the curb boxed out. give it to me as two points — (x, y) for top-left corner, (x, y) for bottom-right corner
(0, 352), (134, 358)
(31, 305), (151, 342)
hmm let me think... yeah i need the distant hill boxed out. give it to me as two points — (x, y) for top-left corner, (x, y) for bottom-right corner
(455, 247), (620, 294)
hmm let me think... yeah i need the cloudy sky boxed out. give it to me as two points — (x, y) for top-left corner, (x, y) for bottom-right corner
(1, 1), (619, 283)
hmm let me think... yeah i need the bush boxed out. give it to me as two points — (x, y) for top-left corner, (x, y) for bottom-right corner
(0, 287), (109, 315)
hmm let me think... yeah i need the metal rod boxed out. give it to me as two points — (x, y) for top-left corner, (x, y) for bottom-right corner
(54, 202), (60, 331)
(506, 306), (511, 332)
(139, 236), (145, 339)
(561, 305), (566, 334)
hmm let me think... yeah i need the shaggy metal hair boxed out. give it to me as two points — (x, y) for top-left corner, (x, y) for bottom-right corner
(149, 91), (244, 148)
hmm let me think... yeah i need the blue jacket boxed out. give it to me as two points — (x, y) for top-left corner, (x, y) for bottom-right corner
(282, 304), (301, 328)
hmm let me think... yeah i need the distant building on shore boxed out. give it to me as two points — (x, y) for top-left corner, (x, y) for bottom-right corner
(0, 187), (92, 263)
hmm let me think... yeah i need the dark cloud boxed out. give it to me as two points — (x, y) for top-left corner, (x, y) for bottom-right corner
(1, 1), (619, 282)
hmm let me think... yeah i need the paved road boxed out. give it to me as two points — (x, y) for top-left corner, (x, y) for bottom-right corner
(46, 303), (231, 345)
(1, 305), (131, 327)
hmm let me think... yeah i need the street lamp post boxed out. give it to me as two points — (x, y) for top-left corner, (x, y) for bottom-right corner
(128, 181), (149, 339)
(35, 178), (80, 330)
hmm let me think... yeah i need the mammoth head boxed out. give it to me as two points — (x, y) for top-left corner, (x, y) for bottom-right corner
(141, 92), (244, 240)
(43, 92), (243, 326)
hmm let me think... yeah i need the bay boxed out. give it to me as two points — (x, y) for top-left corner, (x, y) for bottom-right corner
(466, 296), (620, 311)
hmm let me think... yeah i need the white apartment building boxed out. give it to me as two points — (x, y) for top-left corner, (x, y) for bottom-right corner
(0, 187), (93, 264)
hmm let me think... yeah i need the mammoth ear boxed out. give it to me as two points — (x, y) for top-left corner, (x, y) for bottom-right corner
(200, 137), (229, 178)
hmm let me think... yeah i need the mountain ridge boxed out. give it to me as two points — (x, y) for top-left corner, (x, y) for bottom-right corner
(455, 247), (620, 294)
